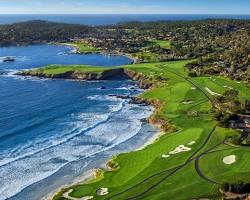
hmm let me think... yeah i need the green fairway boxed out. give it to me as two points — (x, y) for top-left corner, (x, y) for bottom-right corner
(129, 40), (172, 62)
(199, 147), (250, 183)
(153, 40), (171, 49)
(62, 41), (100, 53)
(26, 60), (250, 200)
(29, 64), (111, 75)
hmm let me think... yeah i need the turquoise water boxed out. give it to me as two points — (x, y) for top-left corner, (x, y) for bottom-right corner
(0, 45), (156, 200)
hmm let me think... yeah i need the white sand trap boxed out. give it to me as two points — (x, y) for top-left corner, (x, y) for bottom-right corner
(205, 87), (222, 96)
(81, 197), (94, 200)
(169, 145), (191, 155)
(162, 154), (170, 158)
(63, 189), (94, 200)
(191, 87), (197, 90)
(223, 155), (236, 165)
(96, 187), (109, 196)
(182, 101), (193, 105)
(223, 85), (234, 90)
(187, 141), (196, 146)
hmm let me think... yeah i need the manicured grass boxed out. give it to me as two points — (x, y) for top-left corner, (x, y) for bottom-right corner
(131, 51), (161, 63)
(30, 65), (112, 75)
(199, 147), (250, 183)
(194, 76), (250, 100)
(30, 60), (250, 200)
(62, 41), (100, 53)
(153, 40), (171, 49)
(129, 40), (171, 62)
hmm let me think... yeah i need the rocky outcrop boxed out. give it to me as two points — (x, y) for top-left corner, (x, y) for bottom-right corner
(18, 68), (131, 80)
(124, 69), (153, 89)
(18, 68), (154, 89)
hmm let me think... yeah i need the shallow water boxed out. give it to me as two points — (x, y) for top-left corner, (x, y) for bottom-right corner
(0, 45), (156, 200)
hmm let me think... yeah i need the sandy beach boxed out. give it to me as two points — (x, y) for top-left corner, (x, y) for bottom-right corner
(41, 169), (96, 200)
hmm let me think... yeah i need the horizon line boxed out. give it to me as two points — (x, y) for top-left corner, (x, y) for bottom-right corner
(0, 13), (250, 15)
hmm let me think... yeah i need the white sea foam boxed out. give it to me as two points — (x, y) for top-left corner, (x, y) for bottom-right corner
(116, 86), (129, 90)
(87, 94), (120, 102)
(0, 88), (154, 200)
(0, 113), (108, 168)
(1, 69), (49, 82)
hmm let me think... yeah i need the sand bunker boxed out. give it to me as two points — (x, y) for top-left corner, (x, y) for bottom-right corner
(162, 154), (170, 158)
(191, 87), (197, 90)
(96, 187), (109, 196)
(169, 145), (191, 155)
(81, 197), (94, 200)
(187, 141), (196, 146)
(63, 189), (94, 200)
(205, 87), (222, 96)
(223, 85), (233, 90)
(223, 155), (236, 165)
(182, 100), (193, 105)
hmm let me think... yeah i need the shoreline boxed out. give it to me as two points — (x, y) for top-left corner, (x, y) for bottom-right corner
(41, 169), (96, 200)
(57, 42), (138, 64)
(17, 70), (159, 200)
(15, 59), (168, 200)
(43, 130), (164, 200)
(135, 131), (165, 151)
(37, 83), (161, 200)
(10, 63), (158, 200)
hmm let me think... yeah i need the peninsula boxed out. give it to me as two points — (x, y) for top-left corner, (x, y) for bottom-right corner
(20, 59), (250, 200)
(4, 18), (250, 200)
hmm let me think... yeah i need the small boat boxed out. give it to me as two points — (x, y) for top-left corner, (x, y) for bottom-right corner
(3, 56), (15, 62)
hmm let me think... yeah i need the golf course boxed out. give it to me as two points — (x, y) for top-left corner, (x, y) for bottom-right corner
(21, 59), (250, 200)
(61, 41), (100, 53)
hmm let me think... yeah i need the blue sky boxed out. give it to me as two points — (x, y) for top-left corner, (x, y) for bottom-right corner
(0, 0), (249, 14)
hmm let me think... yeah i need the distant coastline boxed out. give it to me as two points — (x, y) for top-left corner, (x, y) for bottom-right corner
(0, 14), (250, 26)
(56, 42), (137, 64)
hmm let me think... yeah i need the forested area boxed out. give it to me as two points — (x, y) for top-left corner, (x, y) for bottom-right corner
(0, 19), (249, 81)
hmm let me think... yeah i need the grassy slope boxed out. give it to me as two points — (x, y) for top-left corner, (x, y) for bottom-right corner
(34, 61), (250, 200)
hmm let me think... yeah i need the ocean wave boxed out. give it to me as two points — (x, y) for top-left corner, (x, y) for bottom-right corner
(0, 70), (50, 82)
(0, 101), (153, 200)
(0, 114), (106, 168)
(115, 86), (129, 90)
(0, 104), (154, 200)
(0, 69), (19, 76)
(87, 94), (122, 102)
(0, 99), (127, 168)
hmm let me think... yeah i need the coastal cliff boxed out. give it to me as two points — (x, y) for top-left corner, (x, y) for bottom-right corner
(18, 67), (171, 132)
(18, 68), (153, 89)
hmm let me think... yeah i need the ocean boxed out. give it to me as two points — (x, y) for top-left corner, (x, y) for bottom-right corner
(0, 44), (156, 200)
(1, 13), (248, 200)
(0, 14), (249, 26)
